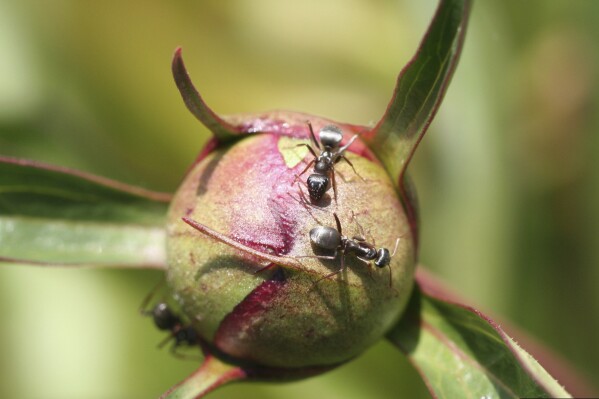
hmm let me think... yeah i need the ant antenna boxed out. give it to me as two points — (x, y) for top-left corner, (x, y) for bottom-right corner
(139, 278), (166, 315)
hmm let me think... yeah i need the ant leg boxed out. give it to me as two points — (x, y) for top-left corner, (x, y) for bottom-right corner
(294, 254), (337, 261)
(348, 212), (374, 243)
(292, 159), (315, 185)
(331, 170), (338, 203)
(340, 155), (366, 181)
(157, 333), (174, 349)
(335, 168), (349, 182)
(335, 134), (363, 181)
(339, 134), (359, 152)
(286, 183), (327, 225)
(295, 250), (338, 272)
(353, 256), (376, 282)
(350, 211), (376, 244)
(307, 121), (321, 150)
(313, 251), (346, 285)
(159, 327), (200, 361)
(167, 334), (202, 361)
(333, 213), (343, 236)
(295, 181), (324, 210)
(139, 279), (165, 315)
(295, 181), (312, 207)
(173, 351), (201, 361)
(295, 143), (318, 158)
(349, 211), (366, 239)
(170, 345), (200, 361)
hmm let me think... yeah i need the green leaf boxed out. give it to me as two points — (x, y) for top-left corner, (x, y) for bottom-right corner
(388, 274), (571, 399)
(363, 0), (472, 252)
(364, 0), (472, 184)
(0, 156), (171, 268)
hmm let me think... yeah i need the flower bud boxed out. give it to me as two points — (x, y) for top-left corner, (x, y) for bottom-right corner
(166, 116), (416, 370)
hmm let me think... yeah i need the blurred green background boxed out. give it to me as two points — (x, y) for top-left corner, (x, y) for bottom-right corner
(1, 0), (597, 398)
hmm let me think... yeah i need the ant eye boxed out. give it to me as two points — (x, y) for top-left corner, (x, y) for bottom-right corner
(319, 125), (343, 147)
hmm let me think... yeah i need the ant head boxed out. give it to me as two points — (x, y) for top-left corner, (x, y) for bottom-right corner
(319, 125), (343, 148)
(374, 248), (391, 268)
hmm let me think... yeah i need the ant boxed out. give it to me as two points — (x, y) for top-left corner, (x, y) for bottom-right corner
(306, 212), (400, 286)
(295, 122), (361, 202)
(180, 215), (398, 287)
(139, 281), (199, 359)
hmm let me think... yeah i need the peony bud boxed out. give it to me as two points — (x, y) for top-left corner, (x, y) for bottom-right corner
(166, 114), (416, 370)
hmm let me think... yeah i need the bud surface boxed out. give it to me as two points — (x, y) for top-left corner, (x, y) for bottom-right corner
(166, 123), (415, 369)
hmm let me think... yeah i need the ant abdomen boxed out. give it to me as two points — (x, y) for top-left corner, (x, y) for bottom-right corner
(319, 125), (343, 148)
(309, 226), (341, 250)
(151, 302), (181, 331)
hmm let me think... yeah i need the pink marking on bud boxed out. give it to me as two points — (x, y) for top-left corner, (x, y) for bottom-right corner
(213, 270), (287, 359)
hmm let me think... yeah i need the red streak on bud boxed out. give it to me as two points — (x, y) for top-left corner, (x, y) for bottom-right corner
(214, 269), (287, 355)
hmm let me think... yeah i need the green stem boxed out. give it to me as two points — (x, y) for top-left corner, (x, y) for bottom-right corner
(160, 355), (246, 399)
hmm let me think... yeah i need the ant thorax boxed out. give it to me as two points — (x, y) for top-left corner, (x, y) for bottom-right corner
(295, 122), (361, 202)
(344, 238), (377, 261)
(314, 153), (334, 173)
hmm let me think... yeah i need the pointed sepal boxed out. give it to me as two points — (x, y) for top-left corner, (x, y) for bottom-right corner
(172, 48), (241, 142)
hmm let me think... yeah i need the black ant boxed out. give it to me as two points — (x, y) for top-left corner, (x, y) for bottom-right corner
(140, 281), (199, 359)
(305, 213), (399, 286)
(181, 215), (399, 287)
(294, 122), (361, 202)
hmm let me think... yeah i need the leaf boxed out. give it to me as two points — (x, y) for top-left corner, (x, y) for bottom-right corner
(0, 156), (171, 268)
(363, 0), (472, 250)
(364, 0), (472, 184)
(387, 271), (572, 399)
